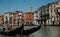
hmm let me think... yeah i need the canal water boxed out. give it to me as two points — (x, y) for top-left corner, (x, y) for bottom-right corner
(0, 26), (60, 37)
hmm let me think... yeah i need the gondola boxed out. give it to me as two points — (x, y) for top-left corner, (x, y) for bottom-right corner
(20, 24), (42, 35)
(0, 24), (24, 36)
(0, 24), (42, 36)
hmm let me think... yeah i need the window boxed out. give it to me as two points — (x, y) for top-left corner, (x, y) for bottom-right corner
(57, 9), (60, 12)
(51, 5), (52, 14)
(51, 9), (52, 13)
(41, 9), (42, 15)
(54, 5), (55, 8)
(1, 19), (3, 21)
(14, 19), (15, 24)
(9, 17), (12, 23)
(54, 5), (55, 12)
(5, 16), (8, 23)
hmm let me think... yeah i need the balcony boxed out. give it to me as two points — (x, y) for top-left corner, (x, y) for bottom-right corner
(40, 18), (47, 21)
(57, 12), (60, 14)
(55, 7), (60, 15)
(40, 13), (49, 17)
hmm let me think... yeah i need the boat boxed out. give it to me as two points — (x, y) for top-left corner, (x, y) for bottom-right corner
(0, 24), (42, 36)
(0, 24), (24, 36)
(20, 24), (42, 35)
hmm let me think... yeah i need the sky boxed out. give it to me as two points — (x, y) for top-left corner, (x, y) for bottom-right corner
(0, 0), (58, 14)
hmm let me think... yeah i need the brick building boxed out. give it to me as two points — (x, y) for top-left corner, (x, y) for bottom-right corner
(23, 12), (34, 25)
(23, 6), (34, 25)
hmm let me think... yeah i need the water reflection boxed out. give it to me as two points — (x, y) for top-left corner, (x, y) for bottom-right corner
(0, 26), (60, 37)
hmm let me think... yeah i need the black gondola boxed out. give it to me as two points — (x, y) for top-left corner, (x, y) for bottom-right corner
(0, 24), (42, 36)
(20, 24), (42, 35)
(0, 24), (24, 36)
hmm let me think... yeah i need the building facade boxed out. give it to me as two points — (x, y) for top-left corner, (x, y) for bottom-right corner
(37, 6), (50, 25)
(37, 1), (60, 25)
(4, 11), (23, 26)
(46, 1), (60, 25)
(2, 1), (60, 26)
(0, 15), (4, 25)
(23, 12), (34, 25)
(33, 10), (40, 25)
